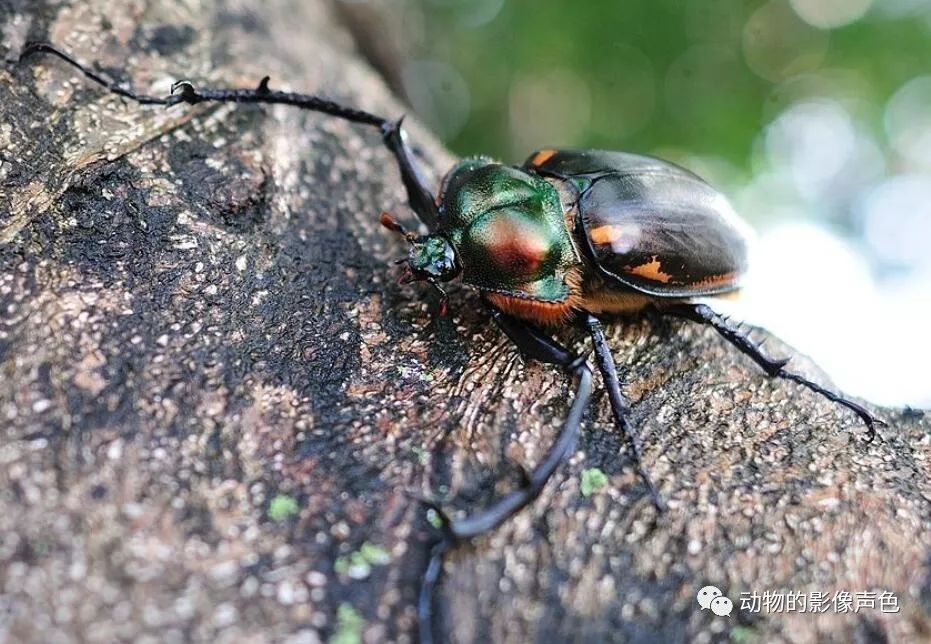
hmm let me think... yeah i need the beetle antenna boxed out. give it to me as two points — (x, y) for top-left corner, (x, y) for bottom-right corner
(380, 211), (417, 244)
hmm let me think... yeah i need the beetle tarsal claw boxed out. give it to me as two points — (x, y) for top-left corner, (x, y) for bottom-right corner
(863, 415), (886, 442)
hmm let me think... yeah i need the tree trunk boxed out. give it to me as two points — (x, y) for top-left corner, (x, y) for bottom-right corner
(1, 1), (928, 643)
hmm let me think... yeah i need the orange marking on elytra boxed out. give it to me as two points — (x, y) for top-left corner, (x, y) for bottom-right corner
(690, 272), (738, 289)
(530, 149), (557, 167)
(590, 224), (624, 246)
(626, 256), (672, 283)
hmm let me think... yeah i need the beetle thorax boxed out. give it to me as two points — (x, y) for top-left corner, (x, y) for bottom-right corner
(437, 161), (578, 299)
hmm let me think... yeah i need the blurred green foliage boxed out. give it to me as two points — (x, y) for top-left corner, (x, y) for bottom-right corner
(414, 0), (931, 172)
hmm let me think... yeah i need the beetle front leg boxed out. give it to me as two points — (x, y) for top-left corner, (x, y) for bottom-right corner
(660, 302), (883, 440)
(20, 42), (441, 230)
(583, 314), (667, 512)
(415, 304), (593, 644)
(379, 120), (440, 230)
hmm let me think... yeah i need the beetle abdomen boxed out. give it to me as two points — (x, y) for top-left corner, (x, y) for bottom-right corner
(527, 150), (750, 298)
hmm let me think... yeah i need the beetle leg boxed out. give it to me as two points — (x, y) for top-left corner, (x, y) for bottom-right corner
(379, 119), (440, 230)
(415, 304), (593, 644)
(583, 314), (667, 512)
(660, 302), (883, 440)
(20, 42), (440, 230)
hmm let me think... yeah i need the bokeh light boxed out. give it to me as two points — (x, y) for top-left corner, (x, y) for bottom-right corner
(743, 1), (829, 82)
(885, 75), (931, 169)
(789, 0), (875, 29)
(860, 175), (931, 268)
(400, 59), (471, 141)
(508, 68), (591, 158)
(765, 100), (858, 201)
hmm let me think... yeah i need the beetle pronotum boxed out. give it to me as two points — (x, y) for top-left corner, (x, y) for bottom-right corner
(20, 43), (883, 643)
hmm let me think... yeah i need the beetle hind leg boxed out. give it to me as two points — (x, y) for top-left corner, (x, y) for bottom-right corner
(583, 314), (667, 511)
(661, 302), (883, 440)
(413, 305), (593, 644)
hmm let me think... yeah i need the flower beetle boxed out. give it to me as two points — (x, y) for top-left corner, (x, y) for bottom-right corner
(22, 43), (883, 644)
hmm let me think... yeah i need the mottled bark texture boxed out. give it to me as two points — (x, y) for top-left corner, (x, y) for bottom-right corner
(0, 1), (928, 643)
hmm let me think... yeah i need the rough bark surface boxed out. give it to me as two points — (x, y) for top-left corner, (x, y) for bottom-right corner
(1, 2), (929, 643)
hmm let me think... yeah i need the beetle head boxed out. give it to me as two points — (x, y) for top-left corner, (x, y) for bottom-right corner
(380, 212), (461, 312)
(407, 234), (459, 282)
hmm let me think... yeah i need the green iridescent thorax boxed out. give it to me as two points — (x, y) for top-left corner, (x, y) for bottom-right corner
(437, 159), (578, 302)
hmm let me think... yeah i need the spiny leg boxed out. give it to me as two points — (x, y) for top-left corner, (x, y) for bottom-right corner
(660, 302), (883, 440)
(19, 42), (440, 230)
(415, 305), (593, 644)
(583, 314), (666, 512)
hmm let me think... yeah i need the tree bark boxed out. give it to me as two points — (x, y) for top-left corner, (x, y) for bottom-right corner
(1, 1), (928, 643)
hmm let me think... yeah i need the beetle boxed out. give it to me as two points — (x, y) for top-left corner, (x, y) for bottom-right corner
(21, 43), (883, 644)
